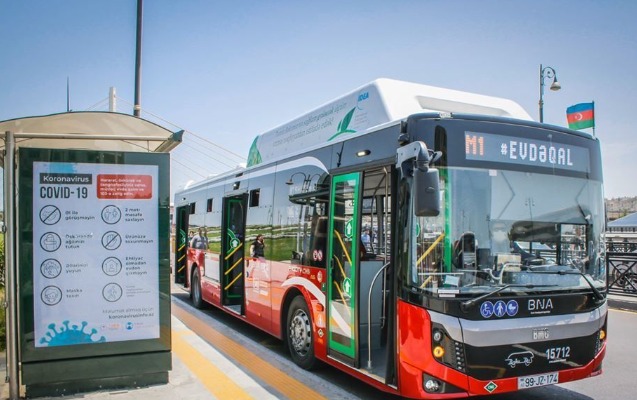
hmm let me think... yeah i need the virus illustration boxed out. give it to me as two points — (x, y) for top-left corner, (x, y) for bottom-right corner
(39, 320), (106, 346)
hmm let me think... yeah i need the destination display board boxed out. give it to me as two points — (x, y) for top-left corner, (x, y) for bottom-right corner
(464, 131), (591, 173)
(32, 161), (159, 347)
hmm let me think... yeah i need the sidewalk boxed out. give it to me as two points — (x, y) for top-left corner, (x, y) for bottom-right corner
(0, 315), (285, 400)
(1, 317), (223, 400)
(0, 297), (354, 400)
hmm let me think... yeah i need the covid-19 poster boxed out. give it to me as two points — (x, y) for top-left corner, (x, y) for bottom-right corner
(32, 161), (159, 347)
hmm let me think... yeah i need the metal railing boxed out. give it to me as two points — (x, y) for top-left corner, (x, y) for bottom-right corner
(607, 241), (637, 253)
(607, 238), (637, 297)
(607, 251), (637, 296)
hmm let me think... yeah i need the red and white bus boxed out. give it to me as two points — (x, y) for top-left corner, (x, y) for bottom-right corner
(174, 79), (606, 398)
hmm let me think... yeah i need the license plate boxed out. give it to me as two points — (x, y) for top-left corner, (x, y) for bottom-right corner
(518, 372), (559, 389)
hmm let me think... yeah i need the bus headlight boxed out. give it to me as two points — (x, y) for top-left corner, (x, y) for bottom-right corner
(431, 323), (466, 372)
(424, 379), (441, 393)
(422, 373), (465, 395)
(595, 316), (608, 355)
(595, 328), (606, 355)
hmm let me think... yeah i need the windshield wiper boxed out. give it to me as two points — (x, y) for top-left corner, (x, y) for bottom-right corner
(460, 283), (557, 312)
(527, 267), (605, 302)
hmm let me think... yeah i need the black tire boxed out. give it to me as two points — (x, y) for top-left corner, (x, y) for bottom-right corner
(286, 296), (317, 370)
(191, 267), (204, 309)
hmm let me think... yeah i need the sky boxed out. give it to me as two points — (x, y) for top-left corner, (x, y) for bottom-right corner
(1, 0), (636, 200)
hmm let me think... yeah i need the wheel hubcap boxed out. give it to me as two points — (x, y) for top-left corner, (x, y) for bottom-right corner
(290, 309), (311, 355)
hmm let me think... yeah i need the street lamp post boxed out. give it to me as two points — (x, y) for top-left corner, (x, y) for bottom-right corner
(539, 64), (561, 123)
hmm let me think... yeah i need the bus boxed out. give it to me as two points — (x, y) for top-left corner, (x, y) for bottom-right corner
(174, 78), (606, 398)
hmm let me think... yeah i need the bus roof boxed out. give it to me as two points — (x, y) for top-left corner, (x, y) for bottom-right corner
(246, 78), (532, 166)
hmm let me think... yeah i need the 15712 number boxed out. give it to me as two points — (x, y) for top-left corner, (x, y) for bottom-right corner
(545, 346), (570, 362)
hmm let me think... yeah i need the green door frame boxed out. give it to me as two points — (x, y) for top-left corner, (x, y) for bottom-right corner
(326, 172), (361, 363)
(221, 194), (247, 309)
(174, 206), (189, 284)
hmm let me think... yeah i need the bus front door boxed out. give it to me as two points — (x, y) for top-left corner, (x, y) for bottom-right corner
(327, 172), (361, 366)
(174, 205), (189, 285)
(221, 194), (247, 314)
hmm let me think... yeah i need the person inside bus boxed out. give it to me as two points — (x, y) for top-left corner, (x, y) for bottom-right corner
(361, 229), (371, 252)
(250, 234), (266, 259)
(359, 236), (368, 260)
(190, 228), (208, 250)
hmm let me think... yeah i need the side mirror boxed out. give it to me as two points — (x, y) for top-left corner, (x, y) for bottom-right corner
(414, 168), (440, 216)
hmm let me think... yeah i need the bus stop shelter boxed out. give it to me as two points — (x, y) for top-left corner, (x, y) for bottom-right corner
(1, 111), (182, 399)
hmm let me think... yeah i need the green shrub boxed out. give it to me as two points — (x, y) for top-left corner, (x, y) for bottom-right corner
(0, 232), (5, 351)
(0, 287), (5, 351)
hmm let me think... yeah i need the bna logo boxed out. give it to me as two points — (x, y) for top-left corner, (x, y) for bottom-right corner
(357, 91), (369, 110)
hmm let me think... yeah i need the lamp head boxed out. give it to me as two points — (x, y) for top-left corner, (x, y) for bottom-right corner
(550, 79), (561, 91)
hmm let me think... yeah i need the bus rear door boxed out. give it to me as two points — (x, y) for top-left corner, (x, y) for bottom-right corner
(221, 194), (247, 314)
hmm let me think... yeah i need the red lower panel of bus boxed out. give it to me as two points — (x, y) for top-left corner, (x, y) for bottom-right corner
(397, 300), (470, 398)
(397, 299), (606, 399)
(193, 254), (327, 340)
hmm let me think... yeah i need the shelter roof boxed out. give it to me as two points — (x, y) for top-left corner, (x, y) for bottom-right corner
(0, 111), (182, 162)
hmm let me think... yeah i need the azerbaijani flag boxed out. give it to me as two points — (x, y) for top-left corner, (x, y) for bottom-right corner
(566, 102), (595, 130)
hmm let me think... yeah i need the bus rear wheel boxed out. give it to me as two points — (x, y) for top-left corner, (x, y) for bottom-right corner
(286, 296), (317, 370)
(191, 267), (204, 309)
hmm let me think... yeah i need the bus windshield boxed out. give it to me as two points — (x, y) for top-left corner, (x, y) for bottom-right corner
(411, 167), (606, 296)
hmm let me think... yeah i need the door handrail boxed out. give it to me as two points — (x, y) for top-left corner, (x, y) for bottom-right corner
(367, 261), (390, 370)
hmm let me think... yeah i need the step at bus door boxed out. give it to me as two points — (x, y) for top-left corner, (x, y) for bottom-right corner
(221, 194), (247, 313)
(327, 172), (361, 366)
(174, 205), (189, 284)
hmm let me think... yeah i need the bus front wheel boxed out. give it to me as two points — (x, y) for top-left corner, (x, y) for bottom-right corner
(191, 267), (204, 309)
(286, 296), (316, 370)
